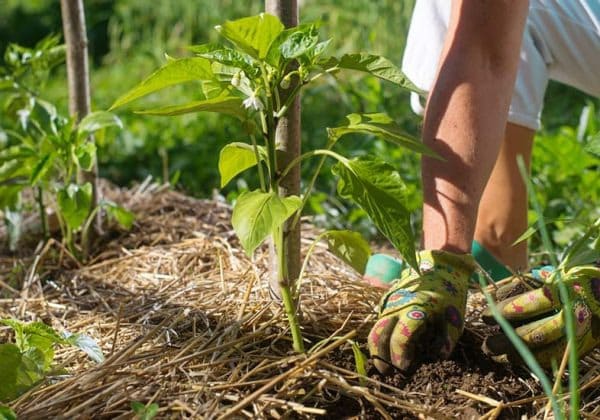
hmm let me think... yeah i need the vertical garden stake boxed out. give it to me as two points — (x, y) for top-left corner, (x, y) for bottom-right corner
(60, 0), (99, 251)
(265, 0), (302, 305)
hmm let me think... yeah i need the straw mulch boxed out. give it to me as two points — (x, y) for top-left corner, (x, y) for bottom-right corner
(1, 182), (600, 419)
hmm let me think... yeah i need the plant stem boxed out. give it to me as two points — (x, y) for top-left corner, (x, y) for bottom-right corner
(279, 149), (347, 181)
(258, 63), (278, 191)
(278, 147), (347, 230)
(81, 205), (100, 261)
(250, 134), (267, 192)
(36, 187), (48, 240)
(275, 226), (305, 353)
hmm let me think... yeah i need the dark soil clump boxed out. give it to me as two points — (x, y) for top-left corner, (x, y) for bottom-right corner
(325, 326), (541, 419)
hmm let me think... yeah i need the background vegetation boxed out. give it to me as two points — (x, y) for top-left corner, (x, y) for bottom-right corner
(1, 0), (598, 257)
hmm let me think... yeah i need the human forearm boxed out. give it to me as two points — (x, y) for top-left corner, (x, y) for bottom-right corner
(421, 0), (529, 253)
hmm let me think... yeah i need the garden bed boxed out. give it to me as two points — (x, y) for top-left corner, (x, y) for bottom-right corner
(1, 183), (599, 418)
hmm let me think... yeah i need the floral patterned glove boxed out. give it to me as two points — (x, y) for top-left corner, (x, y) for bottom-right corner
(368, 250), (476, 373)
(483, 265), (600, 368)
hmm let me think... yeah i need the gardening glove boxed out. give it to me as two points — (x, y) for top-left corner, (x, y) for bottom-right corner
(368, 250), (476, 374)
(482, 265), (600, 368)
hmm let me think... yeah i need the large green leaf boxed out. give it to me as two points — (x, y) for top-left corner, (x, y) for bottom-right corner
(216, 14), (284, 60)
(328, 113), (439, 158)
(324, 230), (371, 274)
(332, 157), (417, 271)
(323, 54), (424, 93)
(0, 344), (44, 402)
(232, 190), (301, 256)
(135, 95), (246, 120)
(110, 58), (214, 109)
(78, 111), (122, 139)
(57, 183), (92, 231)
(218, 142), (266, 188)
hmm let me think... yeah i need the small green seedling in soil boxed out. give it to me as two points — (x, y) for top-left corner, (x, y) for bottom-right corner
(131, 401), (159, 420)
(112, 13), (437, 353)
(0, 319), (104, 402)
(0, 37), (133, 259)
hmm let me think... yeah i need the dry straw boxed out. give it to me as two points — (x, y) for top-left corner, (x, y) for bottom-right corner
(1, 181), (599, 418)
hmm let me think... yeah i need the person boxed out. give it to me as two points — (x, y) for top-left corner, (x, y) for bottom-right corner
(367, 0), (600, 374)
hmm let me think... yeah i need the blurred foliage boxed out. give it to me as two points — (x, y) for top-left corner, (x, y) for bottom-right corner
(0, 0), (598, 252)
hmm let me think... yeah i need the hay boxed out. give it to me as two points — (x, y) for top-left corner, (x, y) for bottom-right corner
(1, 182), (599, 419)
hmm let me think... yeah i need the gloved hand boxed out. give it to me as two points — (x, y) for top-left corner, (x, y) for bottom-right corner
(368, 250), (476, 373)
(482, 265), (600, 368)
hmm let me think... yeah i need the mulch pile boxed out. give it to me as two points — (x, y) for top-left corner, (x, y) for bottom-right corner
(1, 181), (599, 419)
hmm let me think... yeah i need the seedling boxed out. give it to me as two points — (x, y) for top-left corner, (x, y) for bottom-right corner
(0, 38), (133, 258)
(0, 319), (104, 402)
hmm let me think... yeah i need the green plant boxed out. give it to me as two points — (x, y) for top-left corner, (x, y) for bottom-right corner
(131, 401), (159, 420)
(0, 406), (16, 420)
(0, 319), (104, 402)
(111, 13), (435, 352)
(0, 37), (133, 257)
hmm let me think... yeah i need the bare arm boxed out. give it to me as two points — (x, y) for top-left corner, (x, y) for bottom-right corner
(421, 0), (529, 253)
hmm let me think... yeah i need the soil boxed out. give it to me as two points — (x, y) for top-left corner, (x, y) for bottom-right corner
(323, 326), (542, 419)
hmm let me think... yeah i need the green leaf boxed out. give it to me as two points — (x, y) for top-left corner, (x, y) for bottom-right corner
(0, 406), (16, 420)
(29, 153), (54, 185)
(110, 58), (214, 109)
(2, 320), (65, 372)
(332, 157), (417, 272)
(218, 142), (266, 188)
(349, 340), (368, 387)
(280, 27), (319, 59)
(512, 225), (538, 246)
(561, 219), (600, 270)
(0, 344), (22, 402)
(131, 401), (159, 420)
(78, 111), (122, 138)
(101, 201), (135, 229)
(135, 95), (246, 120)
(0, 145), (34, 165)
(0, 161), (26, 183)
(216, 14), (284, 59)
(0, 343), (45, 402)
(64, 333), (105, 364)
(323, 53), (424, 93)
(323, 230), (371, 274)
(75, 142), (97, 172)
(232, 190), (301, 256)
(328, 113), (439, 158)
(189, 44), (258, 77)
(57, 183), (92, 231)
(585, 132), (600, 158)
